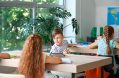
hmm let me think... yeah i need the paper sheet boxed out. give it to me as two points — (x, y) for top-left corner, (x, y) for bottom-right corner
(61, 58), (72, 64)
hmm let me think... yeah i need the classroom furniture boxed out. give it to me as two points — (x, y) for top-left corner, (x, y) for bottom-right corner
(69, 47), (97, 54)
(0, 55), (112, 78)
(0, 73), (25, 78)
(69, 46), (119, 55)
(87, 26), (103, 42)
(91, 27), (103, 38)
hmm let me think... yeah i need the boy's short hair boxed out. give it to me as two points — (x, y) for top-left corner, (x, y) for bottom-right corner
(52, 28), (63, 38)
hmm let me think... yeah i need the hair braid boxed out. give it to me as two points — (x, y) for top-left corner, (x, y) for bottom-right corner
(103, 26), (114, 54)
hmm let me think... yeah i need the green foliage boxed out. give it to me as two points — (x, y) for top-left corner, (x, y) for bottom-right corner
(71, 18), (79, 35)
(23, 7), (72, 44)
(0, 7), (31, 51)
(0, 6), (79, 51)
(49, 7), (71, 18)
(36, 0), (59, 4)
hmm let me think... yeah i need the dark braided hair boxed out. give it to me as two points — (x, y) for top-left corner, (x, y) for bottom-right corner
(103, 26), (114, 54)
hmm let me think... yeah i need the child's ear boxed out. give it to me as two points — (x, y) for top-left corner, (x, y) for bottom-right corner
(62, 35), (64, 38)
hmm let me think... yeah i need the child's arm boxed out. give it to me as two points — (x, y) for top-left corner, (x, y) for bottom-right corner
(88, 36), (101, 49)
(113, 38), (119, 43)
(45, 54), (72, 64)
(88, 41), (98, 49)
(45, 55), (62, 64)
(0, 53), (10, 59)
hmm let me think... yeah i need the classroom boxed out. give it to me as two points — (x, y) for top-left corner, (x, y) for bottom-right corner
(0, 0), (119, 78)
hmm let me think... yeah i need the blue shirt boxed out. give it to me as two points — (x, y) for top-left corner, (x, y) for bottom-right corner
(97, 39), (117, 55)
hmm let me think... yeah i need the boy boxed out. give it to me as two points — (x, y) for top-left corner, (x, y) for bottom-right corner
(50, 28), (78, 54)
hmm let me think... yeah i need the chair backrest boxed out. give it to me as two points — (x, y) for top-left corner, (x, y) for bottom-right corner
(91, 26), (103, 38)
(0, 73), (25, 78)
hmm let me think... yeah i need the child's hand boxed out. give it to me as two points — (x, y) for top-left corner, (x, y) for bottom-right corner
(0, 53), (10, 59)
(63, 48), (70, 54)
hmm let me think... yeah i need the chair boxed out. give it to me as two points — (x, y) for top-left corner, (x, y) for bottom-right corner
(0, 73), (25, 78)
(91, 26), (103, 38)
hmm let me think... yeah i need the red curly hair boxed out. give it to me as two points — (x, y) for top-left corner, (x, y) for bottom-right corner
(18, 34), (44, 78)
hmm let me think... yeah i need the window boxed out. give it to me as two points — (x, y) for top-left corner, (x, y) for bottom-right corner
(0, 0), (64, 52)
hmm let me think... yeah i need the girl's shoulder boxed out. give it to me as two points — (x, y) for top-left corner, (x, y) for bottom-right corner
(110, 39), (117, 45)
(97, 38), (105, 43)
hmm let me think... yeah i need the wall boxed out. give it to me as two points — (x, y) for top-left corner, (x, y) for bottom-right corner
(64, 0), (96, 43)
(64, 0), (76, 43)
(76, 0), (96, 40)
(95, 0), (119, 26)
(95, 0), (119, 38)
(64, 0), (119, 41)
(96, 6), (107, 26)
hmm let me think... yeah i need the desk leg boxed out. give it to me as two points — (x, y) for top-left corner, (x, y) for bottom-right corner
(72, 73), (75, 78)
(101, 67), (104, 78)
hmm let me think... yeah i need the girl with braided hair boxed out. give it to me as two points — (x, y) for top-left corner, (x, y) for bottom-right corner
(89, 26), (119, 56)
(86, 25), (119, 78)
(18, 34), (62, 78)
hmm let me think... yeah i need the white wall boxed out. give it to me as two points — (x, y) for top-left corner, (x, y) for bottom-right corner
(95, 0), (119, 26)
(64, 0), (76, 43)
(96, 6), (107, 26)
(76, 0), (96, 40)
(64, 0), (96, 43)
(95, 0), (119, 38)
(95, 0), (119, 6)
(64, 0), (119, 41)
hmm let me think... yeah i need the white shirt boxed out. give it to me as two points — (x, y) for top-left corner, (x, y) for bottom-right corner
(50, 40), (68, 53)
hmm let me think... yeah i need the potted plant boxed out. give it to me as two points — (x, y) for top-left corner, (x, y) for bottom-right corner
(23, 7), (79, 46)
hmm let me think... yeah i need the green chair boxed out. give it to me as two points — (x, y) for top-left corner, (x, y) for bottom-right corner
(91, 27), (97, 38)
(100, 27), (103, 36)
(91, 27), (103, 38)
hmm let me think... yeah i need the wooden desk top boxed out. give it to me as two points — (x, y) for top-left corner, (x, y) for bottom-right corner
(46, 55), (112, 73)
(0, 55), (112, 73)
(69, 47), (119, 55)
(69, 47), (97, 54)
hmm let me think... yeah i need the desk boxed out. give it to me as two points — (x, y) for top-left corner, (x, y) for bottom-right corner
(69, 47), (119, 55)
(69, 47), (97, 54)
(0, 55), (112, 78)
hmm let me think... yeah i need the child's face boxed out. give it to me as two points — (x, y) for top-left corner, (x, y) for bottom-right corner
(53, 34), (64, 46)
